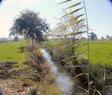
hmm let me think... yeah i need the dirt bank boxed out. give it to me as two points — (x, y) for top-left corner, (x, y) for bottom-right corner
(0, 79), (29, 95)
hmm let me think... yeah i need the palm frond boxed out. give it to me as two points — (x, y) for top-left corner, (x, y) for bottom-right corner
(64, 19), (85, 28)
(58, 0), (72, 4)
(70, 14), (84, 21)
(66, 31), (86, 36)
(66, 2), (82, 9)
(60, 7), (84, 18)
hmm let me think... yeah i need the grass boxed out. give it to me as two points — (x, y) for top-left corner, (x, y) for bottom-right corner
(0, 40), (62, 95)
(36, 82), (61, 95)
(43, 39), (112, 67)
(42, 39), (69, 61)
(77, 40), (112, 67)
(0, 40), (27, 64)
(0, 39), (111, 67)
(89, 41), (112, 67)
(0, 40), (29, 71)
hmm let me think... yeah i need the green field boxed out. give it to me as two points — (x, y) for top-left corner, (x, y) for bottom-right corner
(45, 40), (112, 67)
(0, 40), (112, 67)
(89, 41), (112, 67)
(0, 40), (27, 64)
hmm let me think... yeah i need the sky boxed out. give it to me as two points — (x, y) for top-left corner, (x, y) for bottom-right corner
(0, 0), (112, 38)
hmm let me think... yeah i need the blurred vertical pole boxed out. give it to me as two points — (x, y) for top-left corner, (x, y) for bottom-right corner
(82, 0), (90, 94)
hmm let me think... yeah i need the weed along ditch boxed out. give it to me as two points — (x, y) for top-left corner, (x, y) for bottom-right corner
(41, 49), (74, 95)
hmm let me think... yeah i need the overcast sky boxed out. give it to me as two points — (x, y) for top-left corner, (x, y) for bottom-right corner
(0, 0), (112, 38)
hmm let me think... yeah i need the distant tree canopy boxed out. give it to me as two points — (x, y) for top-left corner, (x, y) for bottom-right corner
(89, 32), (97, 40)
(10, 10), (49, 43)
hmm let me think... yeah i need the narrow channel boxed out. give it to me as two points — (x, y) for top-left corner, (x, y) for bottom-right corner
(41, 49), (74, 95)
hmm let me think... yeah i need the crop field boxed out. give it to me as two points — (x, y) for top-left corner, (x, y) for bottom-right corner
(88, 41), (112, 67)
(0, 40), (112, 67)
(0, 40), (27, 64)
(45, 39), (112, 67)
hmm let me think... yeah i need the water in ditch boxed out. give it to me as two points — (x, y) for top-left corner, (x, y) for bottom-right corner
(41, 49), (74, 95)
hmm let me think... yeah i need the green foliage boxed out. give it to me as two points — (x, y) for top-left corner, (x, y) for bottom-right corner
(61, 7), (83, 18)
(66, 2), (82, 9)
(58, 0), (72, 4)
(10, 10), (49, 42)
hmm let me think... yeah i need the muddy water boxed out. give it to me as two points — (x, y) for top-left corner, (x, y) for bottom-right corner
(41, 49), (74, 95)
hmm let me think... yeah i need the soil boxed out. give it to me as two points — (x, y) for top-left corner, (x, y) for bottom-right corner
(0, 79), (29, 95)
(0, 61), (31, 95)
(0, 60), (55, 95)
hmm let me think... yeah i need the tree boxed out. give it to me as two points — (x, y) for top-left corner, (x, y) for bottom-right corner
(10, 10), (49, 45)
(106, 35), (110, 40)
(89, 32), (97, 40)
